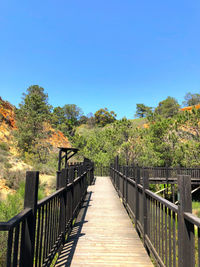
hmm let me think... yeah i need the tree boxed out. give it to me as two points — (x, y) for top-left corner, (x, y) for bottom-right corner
(63, 104), (83, 126)
(16, 85), (51, 160)
(86, 113), (95, 128)
(94, 108), (117, 127)
(52, 104), (83, 136)
(52, 106), (65, 126)
(135, 104), (152, 118)
(79, 115), (88, 125)
(182, 92), (200, 107)
(155, 96), (180, 118)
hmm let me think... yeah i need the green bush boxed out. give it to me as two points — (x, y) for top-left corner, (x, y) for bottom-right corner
(192, 201), (200, 217)
(0, 154), (6, 163)
(4, 170), (26, 190)
(0, 142), (9, 151)
(4, 162), (12, 169)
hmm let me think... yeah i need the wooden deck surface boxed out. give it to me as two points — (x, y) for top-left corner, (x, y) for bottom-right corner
(55, 177), (153, 267)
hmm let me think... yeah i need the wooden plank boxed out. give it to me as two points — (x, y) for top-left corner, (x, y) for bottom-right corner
(55, 177), (153, 267)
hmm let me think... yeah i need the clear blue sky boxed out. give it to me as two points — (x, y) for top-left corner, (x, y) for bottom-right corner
(0, 0), (200, 119)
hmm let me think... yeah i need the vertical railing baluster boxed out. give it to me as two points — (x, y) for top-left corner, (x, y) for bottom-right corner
(168, 209), (172, 267)
(7, 228), (13, 267)
(143, 170), (149, 251)
(158, 201), (160, 258)
(35, 208), (41, 267)
(165, 206), (168, 266)
(198, 227), (200, 267)
(39, 206), (44, 267)
(155, 200), (157, 251)
(173, 211), (176, 267)
(43, 203), (48, 262)
(13, 225), (20, 266)
(161, 204), (164, 262)
(135, 168), (140, 233)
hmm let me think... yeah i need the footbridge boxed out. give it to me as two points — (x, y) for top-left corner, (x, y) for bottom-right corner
(1, 150), (200, 267)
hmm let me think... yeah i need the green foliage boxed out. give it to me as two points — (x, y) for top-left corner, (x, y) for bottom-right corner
(0, 182), (25, 220)
(4, 170), (26, 190)
(4, 162), (12, 169)
(183, 92), (200, 107)
(0, 154), (6, 163)
(155, 96), (180, 118)
(72, 105), (200, 168)
(32, 152), (58, 175)
(73, 118), (132, 165)
(135, 104), (152, 118)
(192, 201), (200, 217)
(52, 104), (83, 136)
(94, 108), (117, 127)
(15, 85), (52, 161)
(0, 142), (9, 151)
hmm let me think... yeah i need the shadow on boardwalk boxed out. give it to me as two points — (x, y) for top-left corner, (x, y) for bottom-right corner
(55, 190), (93, 267)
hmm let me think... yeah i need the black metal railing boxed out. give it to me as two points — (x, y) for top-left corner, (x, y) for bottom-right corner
(95, 163), (200, 184)
(94, 165), (110, 176)
(0, 160), (94, 267)
(110, 162), (200, 267)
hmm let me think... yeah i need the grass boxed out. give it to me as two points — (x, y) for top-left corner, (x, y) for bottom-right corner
(192, 201), (200, 217)
(0, 142), (9, 151)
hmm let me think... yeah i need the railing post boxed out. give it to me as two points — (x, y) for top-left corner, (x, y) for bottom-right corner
(135, 167), (140, 233)
(21, 171), (39, 267)
(56, 170), (61, 190)
(123, 166), (125, 200)
(177, 175), (194, 267)
(91, 162), (94, 184)
(143, 169), (149, 251)
(89, 162), (94, 185)
(125, 166), (128, 203)
(58, 169), (67, 244)
(115, 156), (119, 190)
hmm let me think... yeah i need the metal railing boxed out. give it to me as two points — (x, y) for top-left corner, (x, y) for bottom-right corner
(0, 161), (94, 267)
(95, 164), (200, 184)
(94, 165), (110, 176)
(110, 163), (200, 267)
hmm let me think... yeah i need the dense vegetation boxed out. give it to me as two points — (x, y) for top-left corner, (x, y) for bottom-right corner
(73, 93), (200, 167)
(13, 86), (200, 168)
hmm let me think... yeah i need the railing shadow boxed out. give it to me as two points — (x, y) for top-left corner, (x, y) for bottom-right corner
(55, 189), (94, 266)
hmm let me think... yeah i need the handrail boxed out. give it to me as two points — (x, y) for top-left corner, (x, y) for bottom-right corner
(184, 212), (200, 228)
(110, 161), (200, 267)
(0, 208), (32, 231)
(145, 189), (178, 213)
(0, 160), (94, 267)
(37, 187), (65, 207)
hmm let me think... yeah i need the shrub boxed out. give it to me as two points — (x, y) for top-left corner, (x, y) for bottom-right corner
(0, 154), (6, 163)
(4, 162), (12, 169)
(0, 142), (9, 151)
(4, 170), (26, 190)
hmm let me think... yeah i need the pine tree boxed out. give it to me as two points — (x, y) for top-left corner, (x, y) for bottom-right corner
(16, 85), (52, 161)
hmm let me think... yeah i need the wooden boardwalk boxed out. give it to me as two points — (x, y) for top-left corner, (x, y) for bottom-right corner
(55, 177), (153, 267)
